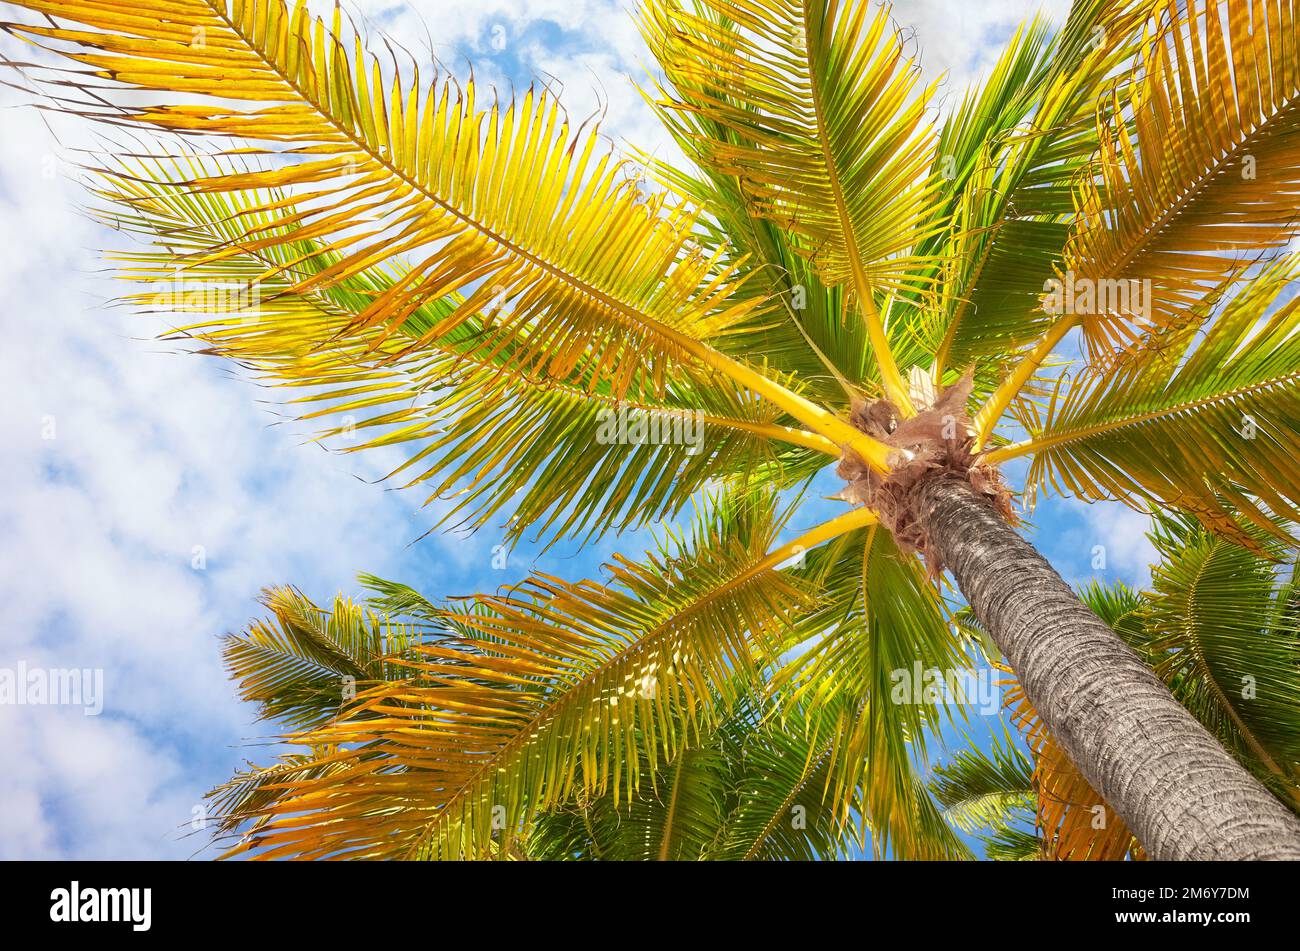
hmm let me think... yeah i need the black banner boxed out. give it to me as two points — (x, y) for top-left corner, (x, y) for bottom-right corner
(3, 860), (1290, 938)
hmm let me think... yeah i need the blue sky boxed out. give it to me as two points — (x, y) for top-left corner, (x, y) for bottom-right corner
(0, 0), (1161, 859)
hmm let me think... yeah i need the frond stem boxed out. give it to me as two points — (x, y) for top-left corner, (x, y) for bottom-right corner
(973, 314), (1077, 448)
(742, 506), (879, 580)
(681, 340), (893, 467)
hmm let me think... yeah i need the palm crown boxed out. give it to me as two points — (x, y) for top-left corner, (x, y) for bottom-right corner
(5, 0), (1300, 859)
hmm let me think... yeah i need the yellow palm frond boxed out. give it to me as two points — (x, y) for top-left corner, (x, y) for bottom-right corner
(5, 0), (737, 385)
(213, 493), (881, 859)
(1064, 0), (1300, 356)
(5, 0), (895, 467)
(95, 151), (845, 544)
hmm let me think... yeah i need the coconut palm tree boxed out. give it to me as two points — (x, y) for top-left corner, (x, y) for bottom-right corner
(211, 512), (1300, 860)
(6, 0), (1300, 858)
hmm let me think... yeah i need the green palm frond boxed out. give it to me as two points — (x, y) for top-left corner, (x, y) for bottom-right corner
(1076, 578), (1146, 638)
(774, 524), (972, 859)
(707, 694), (868, 860)
(931, 729), (1035, 835)
(999, 259), (1300, 546)
(528, 691), (868, 861)
(983, 825), (1044, 861)
(640, 0), (943, 412)
(357, 574), (442, 629)
(639, 111), (861, 406)
(922, 0), (1158, 379)
(641, 53), (931, 408)
(528, 742), (733, 861)
(1143, 516), (1300, 801)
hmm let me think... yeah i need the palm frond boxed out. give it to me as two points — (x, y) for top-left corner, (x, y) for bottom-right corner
(708, 694), (868, 860)
(214, 488), (820, 859)
(6, 0), (908, 471)
(4, 0), (761, 395)
(983, 825), (1044, 861)
(1000, 259), (1300, 546)
(1144, 516), (1300, 802)
(638, 108), (862, 407)
(528, 742), (732, 861)
(640, 0), (942, 411)
(529, 691), (868, 861)
(1064, 0), (1300, 355)
(221, 587), (421, 730)
(94, 152), (833, 546)
(773, 524), (972, 859)
(931, 728), (1034, 835)
(923, 0), (1159, 378)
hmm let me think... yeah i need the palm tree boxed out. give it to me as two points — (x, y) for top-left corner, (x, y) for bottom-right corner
(7, 0), (1300, 858)
(212, 512), (1300, 860)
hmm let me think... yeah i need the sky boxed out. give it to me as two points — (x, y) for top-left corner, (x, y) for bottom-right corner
(0, 0), (1156, 859)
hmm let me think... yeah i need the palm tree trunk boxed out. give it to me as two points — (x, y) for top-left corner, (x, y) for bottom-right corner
(918, 475), (1300, 860)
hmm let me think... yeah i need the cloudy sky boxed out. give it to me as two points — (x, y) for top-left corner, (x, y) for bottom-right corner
(0, 0), (1152, 859)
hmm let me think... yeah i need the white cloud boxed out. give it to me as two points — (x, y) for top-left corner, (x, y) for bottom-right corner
(0, 97), (470, 858)
(1078, 499), (1159, 587)
(1039, 495), (1159, 589)
(894, 0), (1073, 90)
(0, 706), (196, 859)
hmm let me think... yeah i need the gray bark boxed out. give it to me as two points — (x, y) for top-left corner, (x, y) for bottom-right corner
(918, 475), (1300, 860)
